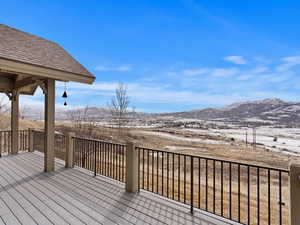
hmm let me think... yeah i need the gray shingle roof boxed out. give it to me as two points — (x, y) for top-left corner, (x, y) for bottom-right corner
(0, 24), (95, 79)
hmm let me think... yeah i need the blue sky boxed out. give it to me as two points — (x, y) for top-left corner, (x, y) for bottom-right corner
(2, 0), (300, 112)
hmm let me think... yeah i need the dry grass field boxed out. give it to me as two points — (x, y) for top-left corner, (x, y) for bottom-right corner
(54, 123), (294, 224)
(1, 115), (295, 225)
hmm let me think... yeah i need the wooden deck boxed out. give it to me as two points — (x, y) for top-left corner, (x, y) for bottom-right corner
(0, 152), (237, 225)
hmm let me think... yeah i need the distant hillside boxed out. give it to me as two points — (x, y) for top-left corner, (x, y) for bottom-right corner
(24, 98), (300, 126)
(161, 98), (300, 125)
(0, 113), (43, 130)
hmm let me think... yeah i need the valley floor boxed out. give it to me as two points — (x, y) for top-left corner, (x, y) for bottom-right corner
(129, 126), (300, 169)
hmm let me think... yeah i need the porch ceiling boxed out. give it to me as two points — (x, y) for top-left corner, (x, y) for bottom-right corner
(0, 72), (39, 95)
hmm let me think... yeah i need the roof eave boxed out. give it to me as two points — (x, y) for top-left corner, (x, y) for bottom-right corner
(0, 58), (95, 84)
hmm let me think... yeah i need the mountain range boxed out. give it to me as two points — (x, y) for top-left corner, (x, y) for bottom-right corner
(26, 98), (300, 126)
(157, 98), (300, 126)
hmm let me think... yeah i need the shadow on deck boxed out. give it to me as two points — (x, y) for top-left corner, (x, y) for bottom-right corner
(0, 152), (237, 225)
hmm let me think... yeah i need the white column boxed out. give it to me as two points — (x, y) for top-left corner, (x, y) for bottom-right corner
(44, 79), (55, 172)
(11, 89), (19, 154)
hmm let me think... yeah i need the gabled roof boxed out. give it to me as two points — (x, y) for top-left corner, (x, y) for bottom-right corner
(0, 24), (95, 83)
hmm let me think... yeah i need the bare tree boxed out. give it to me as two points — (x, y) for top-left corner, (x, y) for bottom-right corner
(20, 106), (30, 120)
(0, 95), (9, 114)
(0, 95), (9, 129)
(108, 82), (130, 136)
(65, 105), (97, 136)
(64, 105), (97, 166)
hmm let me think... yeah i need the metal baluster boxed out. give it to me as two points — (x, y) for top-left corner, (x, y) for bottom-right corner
(167, 153), (169, 198)
(172, 153), (174, 200)
(147, 149), (150, 190)
(248, 166), (250, 225)
(178, 155), (180, 201)
(94, 141), (97, 177)
(152, 150), (154, 192)
(184, 155), (186, 204)
(221, 161), (223, 216)
(156, 150), (159, 194)
(213, 160), (216, 214)
(238, 164), (241, 222)
(229, 162), (232, 220)
(191, 157), (194, 213)
(206, 159), (208, 211)
(143, 148), (145, 189)
(198, 158), (201, 209)
(279, 171), (282, 225)
(162, 151), (164, 195)
(268, 169), (271, 225)
(122, 145), (125, 182)
(257, 167), (260, 225)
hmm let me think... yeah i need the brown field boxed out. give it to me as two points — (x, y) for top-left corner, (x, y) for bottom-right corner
(2, 116), (296, 225)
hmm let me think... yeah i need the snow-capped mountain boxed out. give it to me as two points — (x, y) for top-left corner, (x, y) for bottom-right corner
(26, 98), (300, 126)
(163, 98), (300, 126)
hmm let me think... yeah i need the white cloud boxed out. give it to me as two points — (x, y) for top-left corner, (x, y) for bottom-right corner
(66, 82), (117, 91)
(253, 56), (270, 64)
(224, 56), (247, 65)
(276, 56), (300, 71)
(10, 54), (300, 112)
(20, 97), (44, 108)
(237, 75), (253, 80)
(283, 56), (300, 64)
(94, 65), (131, 72)
(127, 86), (240, 105)
(182, 69), (208, 76)
(56, 81), (241, 106)
(251, 66), (268, 74)
(166, 71), (178, 76)
(59, 82), (139, 93)
(211, 67), (239, 77)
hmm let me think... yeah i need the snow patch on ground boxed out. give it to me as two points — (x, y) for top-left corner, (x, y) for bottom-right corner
(215, 127), (300, 156)
(165, 146), (197, 151)
(140, 131), (228, 145)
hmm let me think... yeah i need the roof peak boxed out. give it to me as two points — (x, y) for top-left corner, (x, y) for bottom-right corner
(0, 24), (95, 82)
(0, 24), (58, 45)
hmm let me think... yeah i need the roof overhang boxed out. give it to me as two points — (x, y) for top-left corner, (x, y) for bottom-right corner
(0, 57), (95, 85)
(0, 73), (40, 95)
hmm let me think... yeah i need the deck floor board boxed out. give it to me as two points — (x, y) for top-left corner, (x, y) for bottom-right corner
(0, 152), (236, 225)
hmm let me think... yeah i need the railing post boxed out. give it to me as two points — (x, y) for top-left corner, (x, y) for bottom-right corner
(28, 129), (34, 152)
(290, 160), (300, 225)
(125, 141), (139, 193)
(65, 132), (75, 168)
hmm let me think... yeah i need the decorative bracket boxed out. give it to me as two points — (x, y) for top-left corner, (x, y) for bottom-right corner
(37, 80), (47, 94)
(5, 92), (12, 101)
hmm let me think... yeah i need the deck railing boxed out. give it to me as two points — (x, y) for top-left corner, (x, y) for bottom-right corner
(0, 129), (297, 224)
(73, 137), (126, 183)
(32, 130), (67, 160)
(137, 146), (290, 225)
(69, 137), (291, 225)
(0, 130), (30, 155)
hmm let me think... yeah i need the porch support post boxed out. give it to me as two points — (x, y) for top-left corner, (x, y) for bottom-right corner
(28, 128), (34, 152)
(125, 141), (139, 192)
(65, 132), (75, 168)
(44, 79), (55, 172)
(290, 160), (300, 225)
(11, 89), (19, 154)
